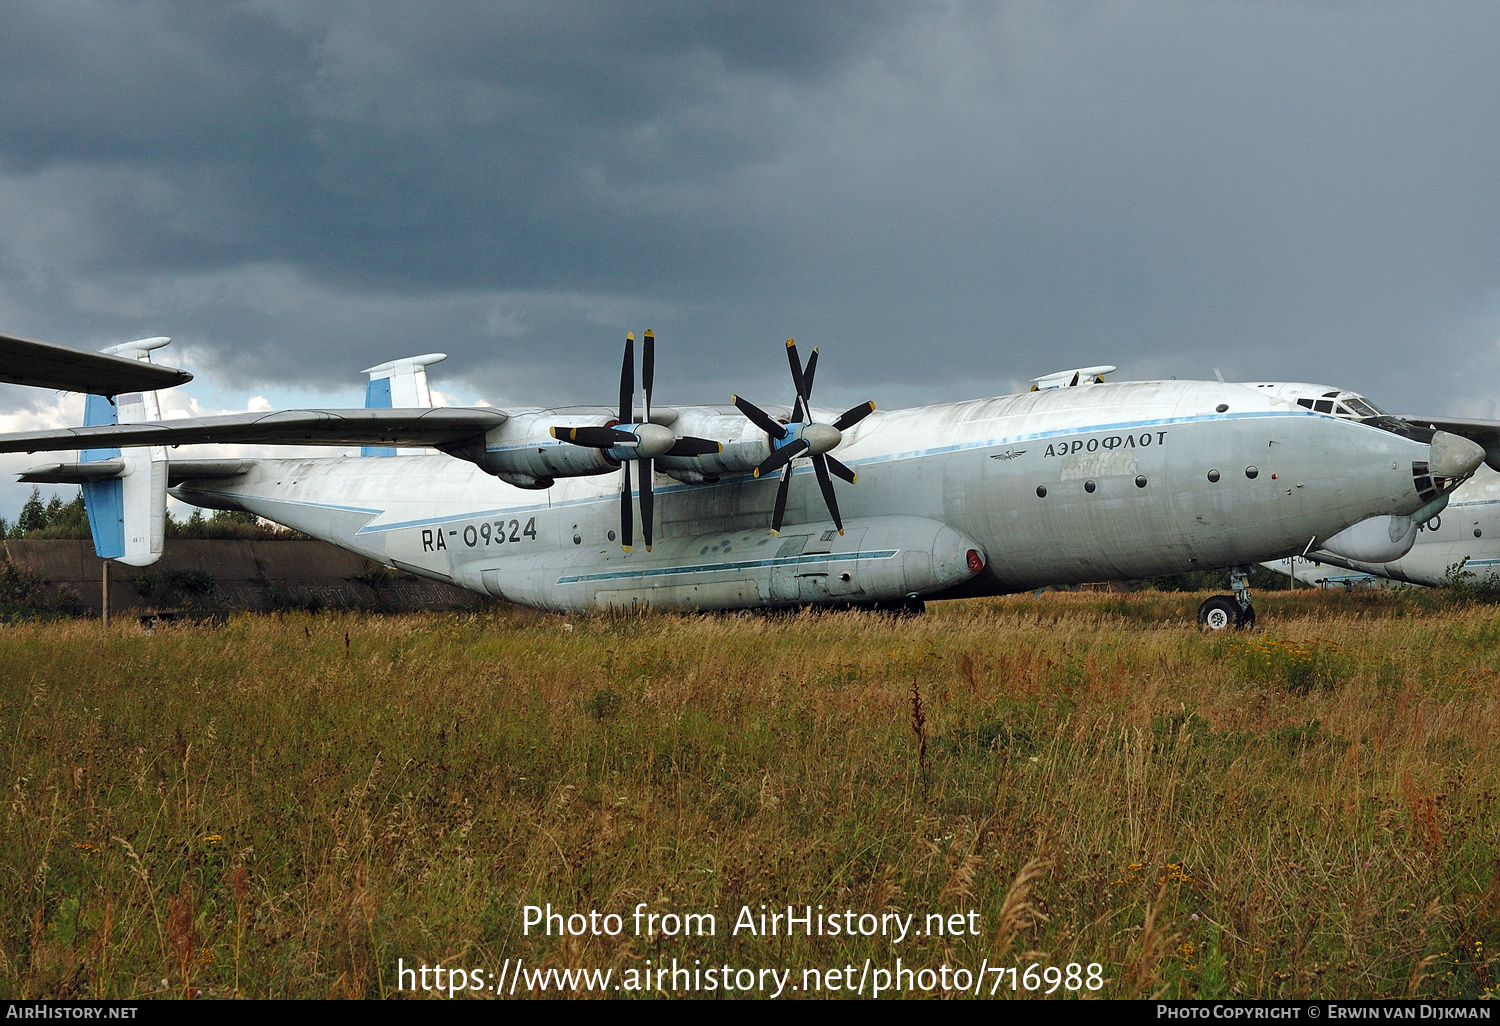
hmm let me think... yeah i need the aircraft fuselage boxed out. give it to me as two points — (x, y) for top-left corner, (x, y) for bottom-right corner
(173, 380), (1438, 612)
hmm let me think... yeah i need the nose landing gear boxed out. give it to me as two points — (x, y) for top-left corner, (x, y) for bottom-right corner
(1197, 565), (1256, 630)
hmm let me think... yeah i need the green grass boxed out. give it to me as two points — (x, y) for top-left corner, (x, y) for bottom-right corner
(3, 591), (1500, 999)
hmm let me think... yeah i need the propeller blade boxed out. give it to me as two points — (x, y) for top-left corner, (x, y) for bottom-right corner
(619, 461), (634, 552)
(619, 332), (635, 424)
(813, 455), (843, 535)
(754, 437), (809, 478)
(640, 457), (653, 551)
(786, 338), (811, 420)
(802, 347), (818, 403)
(785, 339), (808, 403)
(551, 425), (637, 448)
(771, 464), (793, 535)
(733, 394), (788, 440)
(825, 454), (857, 484)
(642, 329), (655, 422)
(832, 401), (876, 432)
(664, 436), (723, 457)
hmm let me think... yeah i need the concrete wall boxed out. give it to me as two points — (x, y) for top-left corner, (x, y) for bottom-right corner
(5, 539), (477, 614)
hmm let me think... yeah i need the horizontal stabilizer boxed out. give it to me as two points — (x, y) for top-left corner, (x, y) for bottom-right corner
(166, 459), (255, 484)
(19, 460), (126, 483)
(0, 407), (509, 455)
(0, 330), (193, 394)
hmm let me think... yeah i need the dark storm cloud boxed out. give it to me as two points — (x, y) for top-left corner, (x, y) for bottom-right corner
(0, 2), (911, 286)
(0, 2), (1497, 417)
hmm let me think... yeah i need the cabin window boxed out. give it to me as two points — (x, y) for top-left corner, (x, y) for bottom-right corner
(1297, 398), (1315, 410)
(1313, 400), (1334, 414)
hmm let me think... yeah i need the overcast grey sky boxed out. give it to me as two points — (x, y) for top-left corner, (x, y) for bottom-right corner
(3, 2), (1500, 516)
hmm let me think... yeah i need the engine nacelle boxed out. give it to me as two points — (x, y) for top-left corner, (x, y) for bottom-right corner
(470, 410), (624, 483)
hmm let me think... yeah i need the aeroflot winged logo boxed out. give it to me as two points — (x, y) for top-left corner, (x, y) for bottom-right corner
(989, 449), (1027, 461)
(1042, 431), (1168, 458)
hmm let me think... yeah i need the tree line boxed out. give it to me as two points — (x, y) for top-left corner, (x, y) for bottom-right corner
(2, 487), (305, 540)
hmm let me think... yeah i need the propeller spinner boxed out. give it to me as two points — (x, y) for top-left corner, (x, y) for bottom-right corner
(732, 339), (875, 536)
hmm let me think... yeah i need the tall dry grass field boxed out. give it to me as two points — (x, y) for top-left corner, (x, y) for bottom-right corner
(3, 591), (1499, 999)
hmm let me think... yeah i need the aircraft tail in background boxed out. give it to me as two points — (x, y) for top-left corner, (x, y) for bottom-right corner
(361, 353), (446, 456)
(78, 338), (170, 566)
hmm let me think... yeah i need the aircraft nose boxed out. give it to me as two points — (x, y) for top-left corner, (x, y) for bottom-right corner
(1429, 430), (1485, 478)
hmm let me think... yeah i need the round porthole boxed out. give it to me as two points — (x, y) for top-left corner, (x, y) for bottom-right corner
(1216, 403), (1229, 413)
(1135, 475), (1148, 488)
(1207, 470), (1221, 482)
(572, 534), (582, 545)
(1476, 528), (1484, 538)
(1245, 466), (1259, 479)
(1036, 485), (1047, 498)
(607, 530), (616, 542)
(1084, 480), (1096, 493)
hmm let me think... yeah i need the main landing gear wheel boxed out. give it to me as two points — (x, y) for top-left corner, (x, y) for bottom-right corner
(1198, 564), (1257, 630)
(1197, 595), (1242, 631)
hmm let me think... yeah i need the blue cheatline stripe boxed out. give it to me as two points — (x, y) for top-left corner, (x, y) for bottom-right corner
(81, 393), (125, 557)
(844, 409), (1321, 469)
(555, 549), (898, 585)
(362, 377), (396, 456)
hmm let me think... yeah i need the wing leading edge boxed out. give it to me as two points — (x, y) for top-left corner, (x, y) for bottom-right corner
(0, 407), (509, 454)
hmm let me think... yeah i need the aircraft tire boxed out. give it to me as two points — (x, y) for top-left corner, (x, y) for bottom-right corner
(1197, 595), (1242, 631)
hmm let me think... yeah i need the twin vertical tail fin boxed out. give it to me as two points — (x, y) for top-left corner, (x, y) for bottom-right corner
(80, 338), (170, 566)
(360, 352), (447, 455)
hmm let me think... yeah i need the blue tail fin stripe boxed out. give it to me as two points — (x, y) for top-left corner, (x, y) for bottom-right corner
(80, 394), (125, 558)
(362, 377), (396, 457)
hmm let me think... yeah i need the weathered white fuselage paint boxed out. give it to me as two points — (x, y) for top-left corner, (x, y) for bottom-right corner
(171, 380), (1438, 612)
(1272, 466), (1500, 588)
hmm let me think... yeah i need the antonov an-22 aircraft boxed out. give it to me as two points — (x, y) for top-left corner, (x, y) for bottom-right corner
(2, 332), (1490, 629)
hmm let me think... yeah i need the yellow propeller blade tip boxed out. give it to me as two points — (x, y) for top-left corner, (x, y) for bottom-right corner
(837, 529), (845, 536)
(645, 545), (653, 552)
(851, 473), (859, 484)
(626, 332), (634, 341)
(622, 544), (632, 554)
(785, 339), (795, 347)
(549, 427), (559, 439)
(753, 469), (761, 479)
(770, 529), (780, 537)
(714, 443), (724, 453)
(644, 329), (653, 338)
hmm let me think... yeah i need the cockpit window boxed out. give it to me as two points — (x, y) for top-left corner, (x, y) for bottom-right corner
(1313, 399), (1334, 414)
(1345, 397), (1386, 417)
(1297, 398), (1314, 410)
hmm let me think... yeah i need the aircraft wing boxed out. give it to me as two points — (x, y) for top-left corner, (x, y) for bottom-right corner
(1402, 415), (1500, 470)
(0, 331), (194, 394)
(0, 407), (508, 454)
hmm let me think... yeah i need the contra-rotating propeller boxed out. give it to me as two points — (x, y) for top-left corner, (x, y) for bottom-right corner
(732, 339), (875, 536)
(550, 331), (721, 552)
